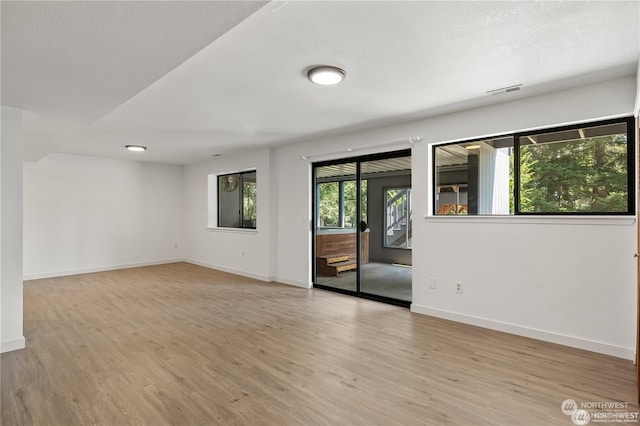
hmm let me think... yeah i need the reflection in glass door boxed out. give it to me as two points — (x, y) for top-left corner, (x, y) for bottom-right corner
(314, 162), (358, 292)
(359, 157), (412, 303)
(313, 151), (412, 306)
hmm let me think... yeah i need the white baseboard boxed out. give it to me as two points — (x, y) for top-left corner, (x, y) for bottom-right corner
(23, 258), (185, 281)
(274, 277), (311, 288)
(1, 336), (25, 353)
(23, 258), (309, 289)
(410, 304), (634, 361)
(185, 260), (311, 288)
(185, 259), (272, 282)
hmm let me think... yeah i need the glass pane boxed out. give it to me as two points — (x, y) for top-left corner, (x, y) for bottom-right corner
(360, 157), (412, 302)
(318, 182), (339, 227)
(384, 188), (412, 249)
(343, 181), (357, 228)
(218, 174), (240, 227)
(360, 180), (368, 224)
(315, 163), (357, 292)
(242, 172), (257, 228)
(434, 137), (513, 215)
(518, 122), (629, 213)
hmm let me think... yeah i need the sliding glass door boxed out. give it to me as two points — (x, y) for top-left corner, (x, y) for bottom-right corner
(313, 150), (412, 307)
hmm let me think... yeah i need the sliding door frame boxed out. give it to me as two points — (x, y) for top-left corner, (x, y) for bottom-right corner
(312, 149), (412, 308)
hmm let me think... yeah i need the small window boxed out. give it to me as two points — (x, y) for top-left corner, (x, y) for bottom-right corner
(516, 119), (634, 214)
(218, 171), (257, 228)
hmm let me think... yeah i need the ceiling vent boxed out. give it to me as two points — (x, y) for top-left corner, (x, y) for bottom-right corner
(486, 84), (522, 96)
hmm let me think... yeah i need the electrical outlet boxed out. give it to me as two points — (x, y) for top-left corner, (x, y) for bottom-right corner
(428, 278), (437, 289)
(455, 281), (463, 294)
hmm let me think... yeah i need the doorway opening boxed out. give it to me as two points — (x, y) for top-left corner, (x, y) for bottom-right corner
(312, 150), (412, 307)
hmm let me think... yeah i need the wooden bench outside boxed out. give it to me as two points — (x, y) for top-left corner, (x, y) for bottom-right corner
(316, 254), (357, 277)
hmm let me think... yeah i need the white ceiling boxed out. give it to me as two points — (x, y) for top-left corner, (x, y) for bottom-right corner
(3, 1), (639, 165)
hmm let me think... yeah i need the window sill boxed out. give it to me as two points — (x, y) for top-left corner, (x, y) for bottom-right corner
(424, 215), (636, 226)
(207, 227), (258, 234)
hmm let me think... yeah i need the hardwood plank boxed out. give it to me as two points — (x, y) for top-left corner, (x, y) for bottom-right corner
(1, 262), (637, 425)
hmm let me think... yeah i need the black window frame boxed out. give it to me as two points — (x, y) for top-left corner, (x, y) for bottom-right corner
(217, 170), (257, 229)
(432, 116), (636, 216)
(514, 117), (635, 216)
(432, 134), (514, 216)
(316, 178), (362, 229)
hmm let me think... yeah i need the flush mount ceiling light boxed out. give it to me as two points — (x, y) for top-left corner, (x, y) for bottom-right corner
(126, 145), (147, 152)
(307, 66), (346, 85)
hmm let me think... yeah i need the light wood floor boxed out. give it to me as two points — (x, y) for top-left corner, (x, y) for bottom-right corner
(1, 262), (637, 425)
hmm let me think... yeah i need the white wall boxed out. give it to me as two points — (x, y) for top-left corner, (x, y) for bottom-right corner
(23, 153), (184, 279)
(272, 147), (312, 287)
(1, 106), (25, 353)
(183, 148), (276, 281)
(271, 75), (638, 359)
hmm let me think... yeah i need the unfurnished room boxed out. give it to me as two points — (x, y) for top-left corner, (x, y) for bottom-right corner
(1, 1), (640, 425)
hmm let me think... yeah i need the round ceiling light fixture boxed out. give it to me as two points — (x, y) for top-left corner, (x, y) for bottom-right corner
(126, 145), (147, 152)
(307, 66), (346, 86)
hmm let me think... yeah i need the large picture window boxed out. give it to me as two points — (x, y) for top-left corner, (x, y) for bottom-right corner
(218, 171), (257, 228)
(433, 117), (635, 216)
